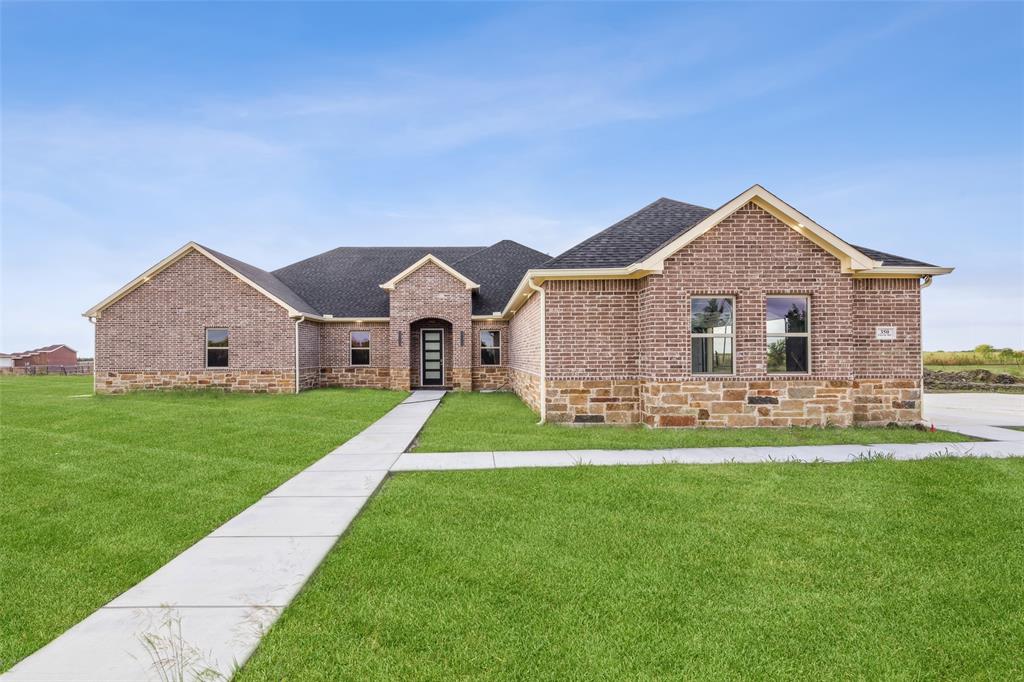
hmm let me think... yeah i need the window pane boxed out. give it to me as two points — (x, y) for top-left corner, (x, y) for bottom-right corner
(691, 337), (733, 374)
(206, 329), (229, 347)
(351, 348), (370, 365)
(480, 330), (500, 348)
(691, 298), (733, 334)
(207, 348), (229, 367)
(766, 297), (808, 334)
(481, 348), (500, 366)
(767, 336), (808, 373)
(351, 331), (371, 349)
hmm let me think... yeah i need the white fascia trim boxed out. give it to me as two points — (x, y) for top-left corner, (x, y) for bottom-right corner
(637, 184), (880, 274)
(851, 266), (954, 278)
(378, 254), (480, 291)
(299, 315), (390, 323)
(83, 242), (315, 319)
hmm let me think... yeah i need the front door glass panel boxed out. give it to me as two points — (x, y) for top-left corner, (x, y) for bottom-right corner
(422, 330), (444, 385)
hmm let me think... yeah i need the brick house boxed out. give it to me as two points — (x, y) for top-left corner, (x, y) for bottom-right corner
(85, 185), (951, 427)
(5, 344), (78, 369)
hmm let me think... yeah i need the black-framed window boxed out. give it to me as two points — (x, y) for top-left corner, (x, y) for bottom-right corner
(690, 297), (734, 374)
(766, 296), (809, 373)
(350, 331), (371, 366)
(206, 328), (229, 368)
(480, 330), (501, 365)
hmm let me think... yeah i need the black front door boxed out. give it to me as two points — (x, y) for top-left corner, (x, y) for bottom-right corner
(421, 330), (444, 386)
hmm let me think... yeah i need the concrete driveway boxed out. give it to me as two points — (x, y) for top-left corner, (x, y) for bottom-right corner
(924, 392), (1024, 427)
(923, 392), (1024, 440)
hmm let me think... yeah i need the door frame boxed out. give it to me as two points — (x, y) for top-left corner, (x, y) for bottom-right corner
(419, 328), (445, 387)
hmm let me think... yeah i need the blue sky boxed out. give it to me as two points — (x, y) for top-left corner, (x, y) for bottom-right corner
(2, 1), (1022, 355)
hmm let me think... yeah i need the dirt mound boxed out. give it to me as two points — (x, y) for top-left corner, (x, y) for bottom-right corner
(924, 368), (1022, 392)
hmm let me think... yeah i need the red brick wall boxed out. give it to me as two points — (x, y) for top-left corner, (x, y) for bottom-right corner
(544, 279), (639, 379)
(508, 290), (542, 409)
(319, 322), (391, 389)
(387, 261), (473, 390)
(95, 251), (296, 392)
(471, 320), (509, 390)
(639, 202), (857, 379)
(853, 278), (921, 377)
(320, 323), (390, 367)
(297, 319), (321, 390)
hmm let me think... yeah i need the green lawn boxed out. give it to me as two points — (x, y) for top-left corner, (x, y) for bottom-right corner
(238, 459), (1024, 680)
(926, 363), (1024, 378)
(412, 392), (973, 452)
(0, 376), (406, 672)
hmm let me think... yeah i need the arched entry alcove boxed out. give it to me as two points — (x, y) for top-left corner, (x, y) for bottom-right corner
(409, 317), (453, 388)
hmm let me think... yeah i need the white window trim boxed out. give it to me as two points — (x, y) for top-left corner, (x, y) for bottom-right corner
(480, 329), (501, 366)
(766, 295), (811, 374)
(690, 296), (736, 376)
(350, 330), (371, 366)
(205, 327), (229, 369)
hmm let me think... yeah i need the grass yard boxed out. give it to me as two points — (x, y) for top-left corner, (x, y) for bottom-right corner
(412, 392), (973, 452)
(0, 375), (406, 672)
(925, 363), (1024, 378)
(238, 459), (1024, 679)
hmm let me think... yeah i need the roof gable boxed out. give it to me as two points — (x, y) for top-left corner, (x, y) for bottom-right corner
(637, 185), (878, 273)
(379, 254), (480, 291)
(83, 243), (317, 318)
(272, 246), (483, 318)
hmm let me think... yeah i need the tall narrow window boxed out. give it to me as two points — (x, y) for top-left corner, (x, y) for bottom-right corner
(480, 330), (501, 365)
(766, 296), (809, 373)
(691, 297), (734, 374)
(351, 331), (371, 365)
(206, 328), (229, 368)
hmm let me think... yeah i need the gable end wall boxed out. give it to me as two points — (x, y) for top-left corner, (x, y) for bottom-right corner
(94, 251), (297, 393)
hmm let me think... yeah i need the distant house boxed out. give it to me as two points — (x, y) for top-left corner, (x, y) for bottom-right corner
(7, 344), (78, 369)
(85, 184), (952, 427)
(0, 354), (13, 369)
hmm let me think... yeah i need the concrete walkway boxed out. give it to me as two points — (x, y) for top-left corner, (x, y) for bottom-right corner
(6, 389), (1023, 681)
(396, 438), (1024, 471)
(2, 390), (446, 682)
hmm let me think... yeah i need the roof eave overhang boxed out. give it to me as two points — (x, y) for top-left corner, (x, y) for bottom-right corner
(851, 266), (954, 278)
(295, 315), (390, 323)
(378, 254), (480, 291)
(83, 242), (315, 319)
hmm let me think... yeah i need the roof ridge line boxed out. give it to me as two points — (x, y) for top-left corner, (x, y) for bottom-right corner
(271, 245), (487, 275)
(449, 244), (492, 267)
(542, 197), (712, 268)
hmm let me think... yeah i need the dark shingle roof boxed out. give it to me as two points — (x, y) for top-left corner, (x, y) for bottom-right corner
(451, 240), (552, 314)
(544, 197), (940, 272)
(850, 245), (937, 268)
(271, 242), (549, 317)
(544, 198), (714, 269)
(200, 245), (318, 314)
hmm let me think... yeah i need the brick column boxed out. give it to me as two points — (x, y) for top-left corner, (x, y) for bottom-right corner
(388, 321), (411, 391)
